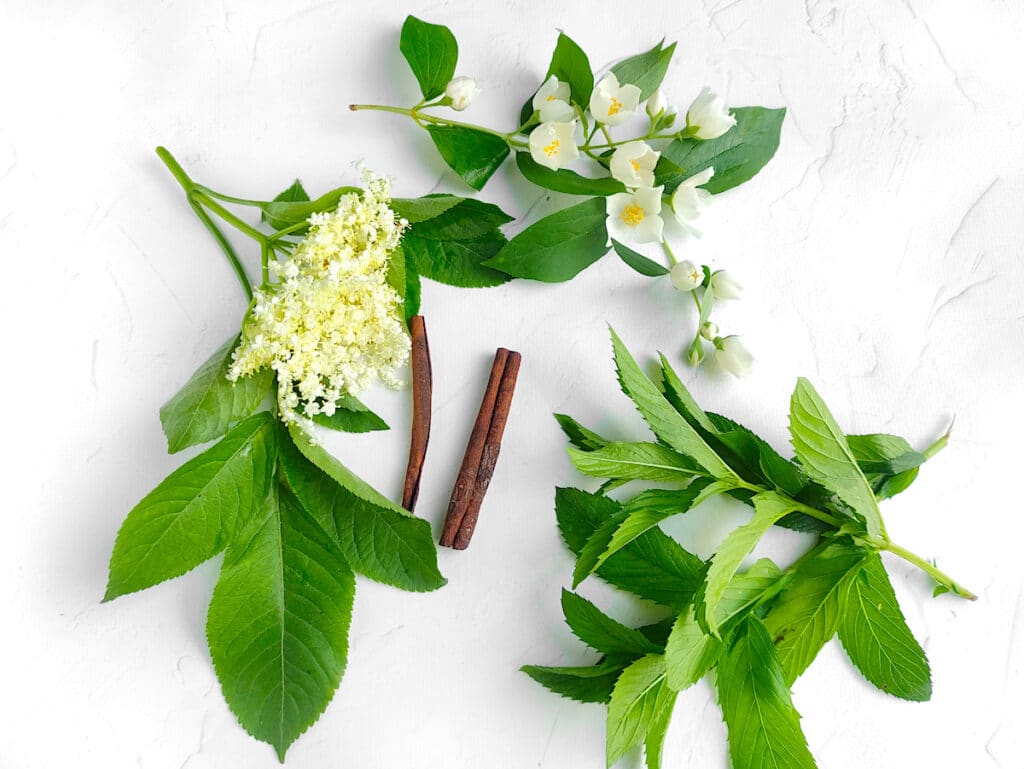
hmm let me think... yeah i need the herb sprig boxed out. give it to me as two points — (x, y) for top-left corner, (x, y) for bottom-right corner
(525, 329), (973, 769)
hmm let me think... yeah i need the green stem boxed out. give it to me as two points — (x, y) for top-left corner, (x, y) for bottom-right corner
(661, 239), (680, 267)
(871, 538), (976, 600)
(188, 199), (253, 300)
(195, 185), (268, 207)
(923, 425), (952, 460)
(269, 220), (310, 241)
(193, 192), (268, 244)
(349, 103), (526, 148)
(260, 241), (270, 287)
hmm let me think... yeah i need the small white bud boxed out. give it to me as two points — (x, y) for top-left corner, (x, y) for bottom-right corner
(686, 87), (737, 140)
(646, 88), (667, 118)
(710, 270), (743, 300)
(715, 335), (753, 377)
(687, 341), (704, 367)
(700, 321), (719, 341)
(670, 260), (703, 292)
(445, 76), (480, 111)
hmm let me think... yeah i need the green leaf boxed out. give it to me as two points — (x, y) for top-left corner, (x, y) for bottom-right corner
(310, 394), (388, 433)
(789, 378), (885, 538)
(846, 433), (927, 500)
(399, 15), (458, 100)
(702, 491), (796, 637)
(425, 125), (510, 191)
(555, 487), (704, 609)
(610, 328), (735, 479)
(105, 413), (277, 600)
(643, 687), (677, 769)
(705, 414), (809, 499)
(278, 430), (444, 592)
(657, 353), (717, 434)
(404, 264), (422, 320)
(612, 239), (670, 277)
(389, 195), (462, 224)
(159, 335), (272, 453)
(554, 413), (609, 451)
(260, 180), (308, 229)
(762, 541), (867, 685)
(402, 232), (512, 288)
(606, 654), (674, 767)
(716, 617), (817, 769)
(483, 197), (609, 282)
(261, 185), (359, 232)
(610, 40), (677, 100)
(561, 590), (662, 656)
(405, 197), (513, 241)
(660, 107), (785, 194)
(568, 442), (698, 482)
(206, 483), (355, 760)
(664, 604), (722, 691)
(545, 31), (595, 107)
(838, 552), (932, 701)
(521, 658), (630, 704)
(515, 152), (625, 196)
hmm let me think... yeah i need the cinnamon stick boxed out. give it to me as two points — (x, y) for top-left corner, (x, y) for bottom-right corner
(452, 350), (521, 550)
(439, 348), (509, 547)
(402, 315), (432, 512)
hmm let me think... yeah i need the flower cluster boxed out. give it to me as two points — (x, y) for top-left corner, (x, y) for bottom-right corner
(228, 170), (410, 423)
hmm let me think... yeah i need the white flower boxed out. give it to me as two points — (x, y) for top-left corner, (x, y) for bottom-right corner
(532, 75), (575, 123)
(686, 87), (736, 140)
(710, 270), (743, 300)
(700, 321), (719, 340)
(610, 141), (660, 188)
(716, 335), (753, 377)
(589, 73), (641, 126)
(445, 76), (480, 111)
(671, 167), (715, 237)
(646, 88), (667, 118)
(528, 121), (579, 170)
(606, 186), (664, 244)
(670, 259), (703, 292)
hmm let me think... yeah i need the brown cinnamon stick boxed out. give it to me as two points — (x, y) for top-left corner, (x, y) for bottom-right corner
(439, 348), (509, 546)
(451, 350), (521, 550)
(402, 315), (432, 512)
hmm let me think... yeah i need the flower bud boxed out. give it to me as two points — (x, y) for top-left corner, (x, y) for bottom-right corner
(700, 321), (719, 341)
(715, 335), (753, 377)
(646, 88), (667, 118)
(687, 339), (704, 366)
(445, 76), (480, 111)
(710, 270), (742, 300)
(686, 87), (736, 140)
(670, 260), (703, 292)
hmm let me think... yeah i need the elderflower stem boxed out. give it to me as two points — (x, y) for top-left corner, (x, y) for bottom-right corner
(872, 538), (977, 600)
(348, 103), (528, 148)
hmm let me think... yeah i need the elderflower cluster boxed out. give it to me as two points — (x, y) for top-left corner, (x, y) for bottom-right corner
(228, 170), (410, 424)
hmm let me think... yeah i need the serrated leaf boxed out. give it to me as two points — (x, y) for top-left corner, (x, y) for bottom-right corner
(206, 483), (355, 760)
(389, 195), (462, 224)
(568, 442), (698, 482)
(762, 541), (867, 685)
(484, 197), (610, 282)
(657, 353), (717, 434)
(660, 107), (785, 195)
(516, 152), (625, 196)
(399, 15), (458, 100)
(260, 180), (309, 230)
(260, 185), (359, 232)
(105, 412), (277, 600)
(716, 617), (817, 769)
(554, 413), (609, 451)
(555, 487), (704, 609)
(426, 124), (510, 191)
(643, 687), (677, 769)
(402, 232), (511, 288)
(611, 328), (735, 479)
(310, 394), (388, 433)
(561, 590), (662, 656)
(612, 239), (670, 276)
(846, 433), (927, 500)
(610, 40), (676, 100)
(705, 414), (809, 499)
(838, 552), (932, 701)
(159, 335), (273, 453)
(404, 264), (422, 320)
(404, 197), (513, 241)
(789, 378), (885, 538)
(278, 430), (444, 592)
(606, 654), (674, 767)
(664, 604), (722, 691)
(521, 658), (630, 704)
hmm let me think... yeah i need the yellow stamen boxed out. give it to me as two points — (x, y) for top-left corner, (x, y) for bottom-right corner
(621, 203), (645, 227)
(608, 97), (623, 116)
(546, 94), (557, 101)
(544, 139), (560, 157)
(630, 160), (640, 173)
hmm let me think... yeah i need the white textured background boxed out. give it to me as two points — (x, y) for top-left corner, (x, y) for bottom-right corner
(2, 1), (1023, 767)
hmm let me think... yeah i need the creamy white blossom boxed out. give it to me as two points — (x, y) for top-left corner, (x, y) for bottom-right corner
(710, 270), (743, 300)
(606, 186), (664, 244)
(670, 259), (703, 292)
(532, 75), (575, 122)
(700, 321), (719, 340)
(671, 167), (715, 237)
(589, 73), (641, 126)
(529, 120), (579, 170)
(716, 335), (753, 377)
(646, 88), (667, 118)
(686, 87), (736, 140)
(610, 141), (660, 188)
(228, 169), (410, 425)
(445, 76), (480, 111)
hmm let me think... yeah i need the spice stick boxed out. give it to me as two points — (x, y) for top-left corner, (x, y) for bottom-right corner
(439, 348), (510, 547)
(452, 350), (521, 550)
(402, 315), (431, 512)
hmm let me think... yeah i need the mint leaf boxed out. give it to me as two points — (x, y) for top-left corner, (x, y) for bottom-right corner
(611, 329), (735, 479)
(105, 412), (277, 600)
(399, 15), (458, 100)
(278, 431), (444, 592)
(789, 378), (885, 538)
(838, 553), (932, 701)
(521, 658), (630, 704)
(717, 617), (817, 769)
(402, 232), (511, 288)
(425, 125), (510, 191)
(483, 197), (609, 282)
(660, 107), (785, 194)
(612, 239), (670, 277)
(159, 335), (272, 453)
(405, 197), (513, 241)
(643, 683), (677, 769)
(762, 541), (867, 685)
(568, 442), (698, 482)
(516, 152), (626, 196)
(561, 589), (662, 656)
(545, 31), (595, 107)
(846, 433), (927, 500)
(606, 654), (674, 767)
(610, 40), (676, 100)
(206, 483), (355, 760)
(657, 353), (717, 434)
(664, 605), (722, 692)
(554, 413), (609, 451)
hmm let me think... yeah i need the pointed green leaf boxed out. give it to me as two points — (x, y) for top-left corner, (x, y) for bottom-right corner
(606, 654), (674, 767)
(610, 41), (677, 100)
(399, 15), (458, 100)
(310, 394), (388, 433)
(612, 239), (670, 277)
(643, 686), (677, 769)
(105, 412), (277, 600)
(404, 197), (512, 241)
(546, 32), (594, 107)
(260, 180), (309, 230)
(515, 152), (625, 195)
(402, 231), (511, 288)
(206, 484), (355, 760)
(389, 195), (462, 224)
(404, 264), (422, 320)
(521, 658), (630, 704)
(260, 185), (359, 233)
(838, 553), (932, 701)
(664, 604), (722, 691)
(568, 442), (698, 483)
(561, 590), (662, 656)
(846, 433), (927, 500)
(159, 335), (272, 453)
(657, 353), (717, 434)
(554, 413), (609, 451)
(425, 125), (510, 191)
